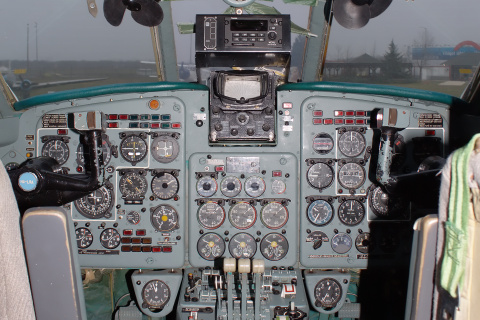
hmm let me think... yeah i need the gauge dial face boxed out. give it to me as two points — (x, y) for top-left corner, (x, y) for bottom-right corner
(142, 280), (170, 309)
(74, 186), (114, 219)
(260, 233), (289, 261)
(100, 228), (121, 249)
(314, 278), (342, 309)
(196, 176), (218, 197)
(307, 163), (334, 190)
(120, 135), (148, 163)
(369, 186), (389, 216)
(197, 233), (225, 261)
(338, 162), (365, 189)
(244, 176), (266, 198)
(338, 131), (366, 157)
(42, 139), (69, 165)
(331, 233), (352, 254)
(313, 133), (334, 154)
(306, 231), (329, 249)
(151, 136), (179, 163)
(228, 233), (257, 259)
(220, 176), (242, 198)
(260, 202), (288, 229)
(338, 199), (365, 226)
(151, 172), (179, 200)
(126, 211), (141, 225)
(75, 228), (93, 249)
(151, 205), (179, 232)
(307, 200), (334, 226)
(271, 179), (286, 194)
(119, 172), (148, 200)
(355, 233), (371, 253)
(198, 202), (225, 230)
(229, 202), (257, 230)
(76, 136), (112, 166)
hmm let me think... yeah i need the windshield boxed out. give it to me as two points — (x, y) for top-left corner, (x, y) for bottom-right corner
(1, 0), (478, 101)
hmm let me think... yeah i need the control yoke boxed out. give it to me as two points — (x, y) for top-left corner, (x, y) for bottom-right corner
(8, 111), (105, 213)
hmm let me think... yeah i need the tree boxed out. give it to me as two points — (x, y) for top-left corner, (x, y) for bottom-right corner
(383, 40), (407, 78)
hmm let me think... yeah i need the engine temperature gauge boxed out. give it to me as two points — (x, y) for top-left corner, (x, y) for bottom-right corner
(228, 233), (257, 259)
(197, 233), (225, 261)
(260, 233), (289, 261)
(196, 176), (218, 197)
(142, 280), (170, 309)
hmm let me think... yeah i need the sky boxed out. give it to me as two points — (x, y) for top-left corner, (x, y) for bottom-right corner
(1, 0), (480, 63)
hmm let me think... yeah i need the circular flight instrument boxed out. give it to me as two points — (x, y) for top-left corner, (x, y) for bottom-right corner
(355, 233), (371, 253)
(76, 136), (112, 166)
(151, 172), (179, 200)
(260, 202), (289, 229)
(119, 171), (148, 199)
(75, 228), (93, 249)
(228, 233), (257, 259)
(331, 233), (352, 254)
(151, 204), (179, 232)
(307, 163), (334, 190)
(74, 186), (114, 219)
(142, 280), (171, 309)
(42, 139), (69, 165)
(260, 233), (289, 261)
(220, 176), (242, 198)
(126, 211), (141, 225)
(229, 201), (257, 230)
(314, 278), (343, 309)
(197, 233), (226, 261)
(198, 202), (225, 230)
(312, 133), (334, 154)
(151, 136), (179, 163)
(338, 199), (365, 226)
(120, 135), (148, 163)
(244, 176), (266, 198)
(338, 162), (366, 189)
(271, 179), (286, 194)
(338, 131), (366, 157)
(306, 231), (329, 250)
(369, 185), (407, 218)
(196, 176), (218, 197)
(99, 228), (121, 249)
(307, 199), (334, 226)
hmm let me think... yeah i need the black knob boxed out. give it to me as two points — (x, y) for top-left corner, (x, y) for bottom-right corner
(196, 120), (203, 127)
(268, 32), (277, 40)
(214, 123), (223, 131)
(231, 128), (238, 136)
(247, 128), (255, 136)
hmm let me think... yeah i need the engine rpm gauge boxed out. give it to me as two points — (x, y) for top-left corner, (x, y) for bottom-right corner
(151, 204), (179, 232)
(228, 233), (257, 259)
(307, 163), (334, 190)
(260, 202), (289, 229)
(338, 130), (366, 157)
(196, 176), (218, 197)
(119, 171), (148, 200)
(142, 280), (170, 309)
(151, 172), (179, 200)
(42, 139), (69, 165)
(74, 185), (114, 219)
(229, 201), (257, 230)
(338, 162), (366, 190)
(314, 278), (342, 309)
(197, 233), (226, 261)
(120, 135), (148, 164)
(75, 228), (93, 249)
(260, 233), (289, 261)
(307, 200), (334, 226)
(151, 136), (179, 163)
(100, 228), (121, 249)
(338, 199), (365, 226)
(198, 202), (225, 229)
(220, 176), (242, 197)
(331, 233), (352, 254)
(244, 176), (266, 198)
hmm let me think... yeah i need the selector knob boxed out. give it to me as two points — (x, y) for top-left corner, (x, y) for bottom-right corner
(268, 32), (277, 40)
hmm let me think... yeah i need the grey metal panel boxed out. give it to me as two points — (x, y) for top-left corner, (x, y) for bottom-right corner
(22, 207), (86, 320)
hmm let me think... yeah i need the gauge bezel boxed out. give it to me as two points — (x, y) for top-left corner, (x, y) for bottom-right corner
(260, 201), (289, 229)
(75, 227), (93, 249)
(260, 232), (289, 261)
(331, 233), (352, 254)
(197, 202), (226, 230)
(355, 232), (371, 253)
(220, 176), (242, 198)
(141, 280), (171, 309)
(338, 130), (366, 158)
(338, 199), (365, 226)
(228, 201), (257, 230)
(337, 162), (366, 190)
(119, 171), (148, 200)
(151, 172), (179, 200)
(244, 176), (266, 198)
(196, 175), (218, 197)
(151, 135), (180, 163)
(306, 162), (335, 190)
(151, 204), (179, 232)
(119, 134), (148, 164)
(314, 278), (343, 309)
(228, 232), (257, 259)
(306, 199), (334, 226)
(99, 228), (121, 249)
(41, 138), (70, 165)
(197, 232), (226, 261)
